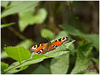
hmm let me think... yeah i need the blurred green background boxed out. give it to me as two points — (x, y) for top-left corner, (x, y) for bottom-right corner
(1, 1), (99, 74)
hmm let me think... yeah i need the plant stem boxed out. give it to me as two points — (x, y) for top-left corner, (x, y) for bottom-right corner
(3, 61), (26, 74)
(8, 27), (27, 40)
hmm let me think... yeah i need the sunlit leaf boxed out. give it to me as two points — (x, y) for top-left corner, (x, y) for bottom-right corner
(1, 1), (9, 8)
(1, 23), (15, 28)
(1, 51), (9, 59)
(1, 62), (9, 73)
(5, 46), (31, 63)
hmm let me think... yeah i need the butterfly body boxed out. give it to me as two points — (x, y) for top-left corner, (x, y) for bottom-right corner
(30, 37), (68, 54)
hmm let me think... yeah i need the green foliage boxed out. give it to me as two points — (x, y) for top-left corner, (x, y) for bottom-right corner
(1, 1), (9, 7)
(5, 46), (31, 63)
(1, 51), (8, 59)
(85, 34), (99, 50)
(1, 23), (15, 28)
(41, 28), (55, 40)
(5, 62), (28, 74)
(3, 38), (74, 74)
(71, 43), (93, 74)
(32, 65), (51, 74)
(17, 39), (34, 49)
(1, 1), (39, 18)
(35, 8), (47, 24)
(60, 24), (83, 36)
(50, 53), (69, 74)
(19, 8), (47, 32)
(1, 1), (99, 74)
(1, 62), (9, 73)
(92, 58), (99, 64)
(60, 24), (99, 51)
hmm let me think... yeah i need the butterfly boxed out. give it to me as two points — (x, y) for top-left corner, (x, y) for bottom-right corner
(30, 37), (69, 54)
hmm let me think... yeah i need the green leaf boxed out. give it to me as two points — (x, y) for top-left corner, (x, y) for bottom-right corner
(60, 24), (83, 36)
(17, 39), (33, 49)
(1, 1), (39, 18)
(4, 38), (74, 73)
(16, 53), (46, 68)
(1, 23), (15, 28)
(60, 24), (99, 50)
(1, 1), (9, 7)
(5, 46), (31, 63)
(5, 62), (28, 74)
(85, 34), (99, 50)
(92, 58), (99, 64)
(18, 8), (47, 32)
(18, 12), (35, 32)
(1, 62), (9, 73)
(50, 53), (69, 74)
(7, 65), (28, 74)
(1, 51), (9, 59)
(71, 43), (93, 74)
(35, 8), (47, 24)
(41, 28), (55, 40)
(32, 65), (51, 74)
(56, 30), (69, 39)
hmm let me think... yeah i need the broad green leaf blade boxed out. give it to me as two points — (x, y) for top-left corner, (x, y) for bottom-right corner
(35, 8), (47, 24)
(85, 34), (99, 50)
(1, 1), (39, 18)
(50, 53), (69, 74)
(18, 8), (47, 32)
(45, 51), (69, 58)
(5, 46), (31, 62)
(1, 51), (9, 59)
(17, 39), (33, 49)
(71, 43), (93, 74)
(1, 23), (15, 28)
(1, 1), (9, 7)
(32, 65), (51, 74)
(41, 28), (55, 40)
(60, 24), (83, 36)
(19, 12), (35, 32)
(60, 24), (99, 50)
(1, 62), (9, 73)
(17, 54), (46, 68)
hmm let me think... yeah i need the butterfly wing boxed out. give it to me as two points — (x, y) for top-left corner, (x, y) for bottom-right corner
(30, 37), (68, 54)
(30, 43), (47, 54)
(48, 37), (68, 51)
